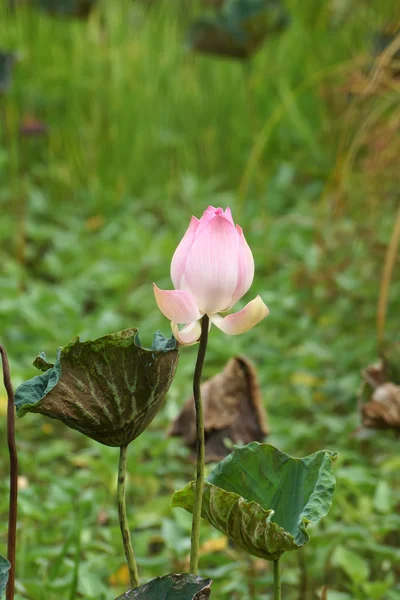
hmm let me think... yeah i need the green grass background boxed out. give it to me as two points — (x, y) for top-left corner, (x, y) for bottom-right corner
(0, 0), (399, 598)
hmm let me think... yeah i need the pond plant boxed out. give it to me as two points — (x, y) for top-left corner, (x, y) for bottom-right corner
(1, 206), (337, 600)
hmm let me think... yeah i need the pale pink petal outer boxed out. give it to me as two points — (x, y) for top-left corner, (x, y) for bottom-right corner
(210, 296), (269, 335)
(183, 215), (240, 314)
(171, 320), (202, 346)
(224, 207), (234, 225)
(229, 225), (255, 308)
(170, 216), (199, 289)
(153, 285), (202, 324)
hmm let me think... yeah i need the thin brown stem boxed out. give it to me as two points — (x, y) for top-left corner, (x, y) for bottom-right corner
(189, 315), (209, 574)
(0, 345), (17, 600)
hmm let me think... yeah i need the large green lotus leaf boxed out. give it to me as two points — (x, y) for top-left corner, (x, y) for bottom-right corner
(173, 442), (337, 561)
(14, 329), (179, 447)
(189, 0), (288, 59)
(0, 555), (10, 599)
(115, 574), (212, 600)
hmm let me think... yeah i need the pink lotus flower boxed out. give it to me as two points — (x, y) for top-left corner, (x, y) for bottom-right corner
(154, 206), (269, 345)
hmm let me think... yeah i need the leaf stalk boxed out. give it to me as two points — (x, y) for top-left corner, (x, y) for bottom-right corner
(273, 558), (281, 600)
(117, 445), (139, 589)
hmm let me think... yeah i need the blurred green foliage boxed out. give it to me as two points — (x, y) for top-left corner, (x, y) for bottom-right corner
(0, 0), (399, 598)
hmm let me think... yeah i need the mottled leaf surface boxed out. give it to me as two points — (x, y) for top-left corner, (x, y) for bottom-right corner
(14, 329), (178, 447)
(173, 442), (337, 560)
(115, 574), (212, 600)
(0, 555), (10, 599)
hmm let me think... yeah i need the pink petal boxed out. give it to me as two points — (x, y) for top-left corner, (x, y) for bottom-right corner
(196, 206), (233, 236)
(170, 216), (199, 289)
(153, 285), (202, 323)
(200, 206), (218, 224)
(229, 225), (255, 308)
(224, 207), (234, 225)
(210, 296), (269, 335)
(183, 215), (240, 314)
(171, 320), (202, 346)
(195, 206), (220, 237)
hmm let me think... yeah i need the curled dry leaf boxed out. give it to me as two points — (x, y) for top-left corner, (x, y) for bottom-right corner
(169, 356), (268, 462)
(360, 343), (400, 433)
(362, 383), (400, 432)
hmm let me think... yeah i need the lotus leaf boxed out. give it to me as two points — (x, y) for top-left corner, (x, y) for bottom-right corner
(0, 555), (10, 599)
(173, 442), (337, 560)
(189, 0), (288, 59)
(14, 329), (179, 447)
(115, 573), (212, 600)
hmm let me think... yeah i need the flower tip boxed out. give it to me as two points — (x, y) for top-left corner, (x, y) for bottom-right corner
(256, 295), (270, 316)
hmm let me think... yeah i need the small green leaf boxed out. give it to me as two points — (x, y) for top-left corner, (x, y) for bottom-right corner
(173, 442), (337, 561)
(0, 555), (10, 599)
(332, 546), (370, 585)
(14, 328), (179, 447)
(373, 480), (393, 514)
(363, 579), (393, 599)
(115, 574), (212, 599)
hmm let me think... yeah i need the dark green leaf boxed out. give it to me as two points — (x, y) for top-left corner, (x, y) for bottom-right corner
(189, 0), (288, 59)
(14, 328), (179, 447)
(0, 555), (10, 599)
(0, 52), (16, 94)
(173, 442), (337, 560)
(115, 574), (212, 600)
(32, 0), (97, 18)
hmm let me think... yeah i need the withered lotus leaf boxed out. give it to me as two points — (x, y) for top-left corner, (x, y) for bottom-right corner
(14, 329), (179, 447)
(169, 356), (268, 462)
(360, 342), (400, 432)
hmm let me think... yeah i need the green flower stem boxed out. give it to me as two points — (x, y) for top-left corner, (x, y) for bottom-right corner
(273, 558), (281, 600)
(117, 445), (139, 589)
(189, 315), (210, 575)
(1, 345), (17, 600)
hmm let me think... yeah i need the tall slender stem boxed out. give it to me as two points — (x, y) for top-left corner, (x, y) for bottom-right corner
(0, 345), (17, 600)
(117, 445), (139, 589)
(189, 315), (209, 575)
(273, 558), (281, 600)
